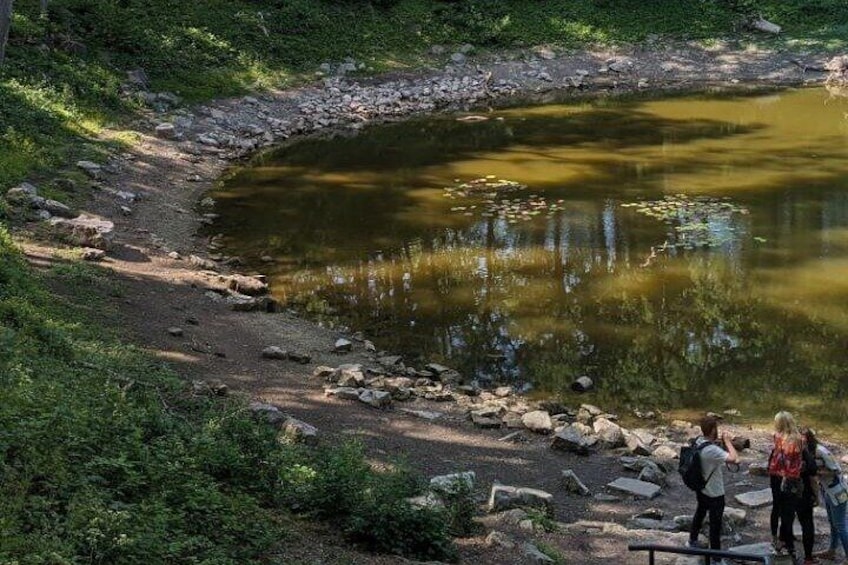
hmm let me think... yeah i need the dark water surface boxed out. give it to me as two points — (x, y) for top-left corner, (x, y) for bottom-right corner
(213, 88), (848, 433)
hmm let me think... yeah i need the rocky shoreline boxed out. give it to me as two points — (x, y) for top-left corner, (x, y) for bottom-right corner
(7, 41), (848, 564)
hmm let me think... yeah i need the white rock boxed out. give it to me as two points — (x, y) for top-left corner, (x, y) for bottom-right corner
(522, 410), (553, 433)
(358, 389), (391, 408)
(734, 488), (772, 508)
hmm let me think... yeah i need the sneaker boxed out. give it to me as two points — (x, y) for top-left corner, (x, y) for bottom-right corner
(687, 539), (706, 549)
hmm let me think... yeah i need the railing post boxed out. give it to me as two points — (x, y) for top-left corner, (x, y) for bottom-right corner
(649, 549), (654, 565)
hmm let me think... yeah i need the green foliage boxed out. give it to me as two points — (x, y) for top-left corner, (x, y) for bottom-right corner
(439, 481), (477, 537)
(278, 441), (457, 561)
(0, 231), (455, 562)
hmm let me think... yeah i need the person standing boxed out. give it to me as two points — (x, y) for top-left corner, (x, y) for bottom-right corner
(688, 414), (740, 561)
(807, 429), (848, 563)
(796, 428), (819, 565)
(769, 411), (806, 561)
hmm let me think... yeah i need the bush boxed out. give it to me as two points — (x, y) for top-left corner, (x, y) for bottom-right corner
(279, 441), (458, 561)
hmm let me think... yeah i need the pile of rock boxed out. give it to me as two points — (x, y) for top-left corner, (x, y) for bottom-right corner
(4, 182), (75, 221)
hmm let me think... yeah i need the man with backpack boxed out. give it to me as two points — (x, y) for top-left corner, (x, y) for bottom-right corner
(685, 415), (739, 560)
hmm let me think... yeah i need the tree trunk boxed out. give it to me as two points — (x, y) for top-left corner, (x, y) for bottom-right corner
(0, 0), (12, 65)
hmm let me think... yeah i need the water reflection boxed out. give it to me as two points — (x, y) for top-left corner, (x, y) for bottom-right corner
(213, 88), (848, 433)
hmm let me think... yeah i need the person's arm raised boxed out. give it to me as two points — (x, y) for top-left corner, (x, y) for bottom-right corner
(722, 432), (739, 464)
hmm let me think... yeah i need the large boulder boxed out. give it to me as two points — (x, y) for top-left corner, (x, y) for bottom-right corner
(49, 215), (114, 249)
(488, 484), (554, 515)
(593, 417), (625, 448)
(551, 424), (598, 455)
(226, 274), (268, 296)
(522, 410), (553, 433)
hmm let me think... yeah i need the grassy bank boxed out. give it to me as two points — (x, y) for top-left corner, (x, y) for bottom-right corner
(0, 234), (458, 563)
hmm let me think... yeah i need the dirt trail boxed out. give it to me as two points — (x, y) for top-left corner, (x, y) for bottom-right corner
(18, 42), (844, 564)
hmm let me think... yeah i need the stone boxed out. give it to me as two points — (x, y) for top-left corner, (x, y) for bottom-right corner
(485, 531), (515, 549)
(625, 431), (653, 456)
(471, 413), (502, 429)
(358, 388), (391, 408)
(637, 462), (667, 486)
(287, 351), (312, 364)
(628, 518), (677, 531)
(335, 365), (366, 387)
(571, 375), (594, 392)
(155, 123), (177, 139)
(503, 412), (524, 429)
(281, 417), (318, 444)
(593, 417), (625, 447)
(5, 182), (39, 205)
(436, 369), (462, 385)
(551, 424), (598, 455)
(723, 506), (747, 527)
(560, 470), (590, 496)
(726, 542), (776, 559)
(226, 294), (273, 312)
(248, 401), (288, 427)
(226, 274), (268, 296)
(49, 215), (114, 249)
(82, 248), (106, 261)
(167, 327), (184, 337)
(430, 471), (475, 496)
(522, 410), (553, 433)
(634, 508), (664, 520)
(325, 386), (361, 401)
(450, 52), (467, 65)
(499, 508), (528, 524)
(41, 199), (74, 218)
(189, 255), (218, 270)
(407, 492), (445, 510)
(652, 445), (679, 460)
(734, 488), (772, 508)
(522, 542), (554, 564)
(312, 365), (336, 379)
(76, 160), (102, 179)
(673, 515), (693, 530)
(488, 484), (554, 515)
(606, 477), (661, 499)
(379, 355), (404, 368)
(608, 58), (633, 73)
(333, 338), (353, 353)
(493, 386), (513, 397)
(399, 408), (443, 421)
(261, 346), (288, 360)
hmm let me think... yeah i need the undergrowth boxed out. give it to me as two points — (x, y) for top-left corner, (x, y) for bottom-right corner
(0, 230), (456, 563)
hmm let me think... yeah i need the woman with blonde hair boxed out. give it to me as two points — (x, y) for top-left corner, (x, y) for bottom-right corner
(769, 411), (806, 561)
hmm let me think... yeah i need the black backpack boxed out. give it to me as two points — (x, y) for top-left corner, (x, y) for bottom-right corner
(679, 439), (715, 491)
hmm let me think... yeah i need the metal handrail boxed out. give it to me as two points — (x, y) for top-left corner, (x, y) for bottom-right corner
(628, 543), (774, 564)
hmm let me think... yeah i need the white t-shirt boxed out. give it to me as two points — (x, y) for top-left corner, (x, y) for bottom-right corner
(696, 437), (730, 497)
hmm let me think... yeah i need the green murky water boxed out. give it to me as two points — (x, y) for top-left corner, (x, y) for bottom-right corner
(213, 88), (848, 433)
